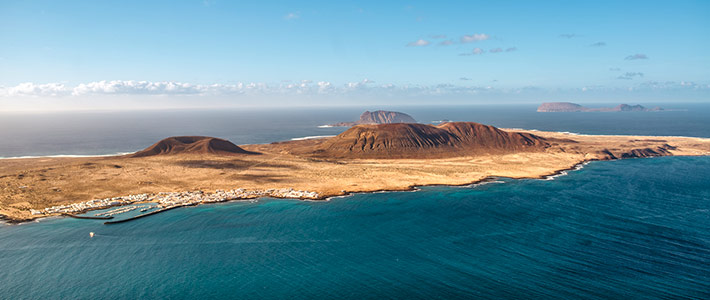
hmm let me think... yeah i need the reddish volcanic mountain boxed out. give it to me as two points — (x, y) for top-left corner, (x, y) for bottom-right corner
(309, 122), (549, 158)
(131, 136), (255, 157)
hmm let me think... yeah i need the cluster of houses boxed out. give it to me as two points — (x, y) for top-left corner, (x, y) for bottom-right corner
(155, 188), (320, 207)
(30, 188), (320, 216)
(33, 194), (151, 215)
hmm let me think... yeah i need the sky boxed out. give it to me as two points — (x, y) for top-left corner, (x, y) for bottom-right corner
(1, 0), (709, 111)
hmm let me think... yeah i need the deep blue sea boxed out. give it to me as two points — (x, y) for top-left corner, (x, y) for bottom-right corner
(1, 104), (709, 299)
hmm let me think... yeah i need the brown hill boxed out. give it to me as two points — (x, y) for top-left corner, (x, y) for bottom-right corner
(309, 122), (549, 158)
(131, 136), (256, 157)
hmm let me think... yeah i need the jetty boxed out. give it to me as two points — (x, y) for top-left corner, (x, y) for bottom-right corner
(103, 205), (182, 225)
(62, 214), (114, 220)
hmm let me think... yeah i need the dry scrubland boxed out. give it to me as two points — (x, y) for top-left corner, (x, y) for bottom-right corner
(1, 126), (709, 222)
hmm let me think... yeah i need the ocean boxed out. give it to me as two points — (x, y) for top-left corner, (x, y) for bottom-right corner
(1, 103), (710, 158)
(1, 104), (709, 299)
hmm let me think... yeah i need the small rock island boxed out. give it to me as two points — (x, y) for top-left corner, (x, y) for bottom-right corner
(328, 110), (417, 127)
(537, 102), (663, 112)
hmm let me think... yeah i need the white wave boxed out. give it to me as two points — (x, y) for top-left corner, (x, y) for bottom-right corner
(325, 194), (350, 201)
(317, 125), (333, 128)
(290, 135), (335, 141)
(545, 170), (569, 180)
(544, 161), (590, 180)
(0, 152), (135, 160)
(457, 179), (505, 188)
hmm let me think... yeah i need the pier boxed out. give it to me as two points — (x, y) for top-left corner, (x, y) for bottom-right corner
(62, 214), (114, 220)
(103, 205), (181, 225)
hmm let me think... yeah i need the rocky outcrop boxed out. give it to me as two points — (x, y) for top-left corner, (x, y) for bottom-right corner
(537, 102), (586, 112)
(131, 136), (256, 157)
(591, 145), (674, 160)
(330, 110), (417, 127)
(537, 102), (663, 112)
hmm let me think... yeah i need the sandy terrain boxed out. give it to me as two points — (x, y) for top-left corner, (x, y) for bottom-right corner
(1, 129), (709, 222)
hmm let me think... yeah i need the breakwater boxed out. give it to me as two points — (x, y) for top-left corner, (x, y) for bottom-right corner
(62, 214), (114, 220)
(103, 205), (183, 225)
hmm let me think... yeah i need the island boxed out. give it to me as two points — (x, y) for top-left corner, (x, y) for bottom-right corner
(537, 102), (664, 112)
(2, 121), (709, 223)
(326, 110), (417, 127)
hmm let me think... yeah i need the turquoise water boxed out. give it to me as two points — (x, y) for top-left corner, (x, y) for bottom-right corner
(1, 156), (709, 299)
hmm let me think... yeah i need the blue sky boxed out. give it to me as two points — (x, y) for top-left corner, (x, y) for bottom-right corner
(1, 0), (709, 110)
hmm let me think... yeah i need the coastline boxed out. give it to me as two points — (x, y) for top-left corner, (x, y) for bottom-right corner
(0, 152), (136, 160)
(2, 128), (710, 225)
(0, 158), (623, 225)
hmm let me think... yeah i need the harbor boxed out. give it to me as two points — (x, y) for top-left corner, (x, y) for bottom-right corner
(30, 188), (321, 224)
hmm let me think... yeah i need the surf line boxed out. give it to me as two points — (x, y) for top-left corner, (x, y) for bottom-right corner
(544, 161), (591, 181)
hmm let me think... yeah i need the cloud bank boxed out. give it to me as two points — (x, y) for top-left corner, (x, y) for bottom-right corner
(3, 79), (707, 103)
(461, 33), (490, 43)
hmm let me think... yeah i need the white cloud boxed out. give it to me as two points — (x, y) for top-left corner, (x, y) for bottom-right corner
(625, 54), (648, 60)
(71, 80), (206, 96)
(460, 33), (489, 43)
(590, 42), (606, 47)
(346, 79), (375, 89)
(284, 12), (299, 20)
(3, 82), (69, 97)
(317, 81), (333, 93)
(459, 48), (485, 56)
(617, 72), (644, 80)
(407, 39), (430, 47)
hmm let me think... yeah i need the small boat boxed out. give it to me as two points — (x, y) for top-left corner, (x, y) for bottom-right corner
(89, 232), (95, 238)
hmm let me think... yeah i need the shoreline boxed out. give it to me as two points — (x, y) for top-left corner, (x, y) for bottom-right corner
(0, 158), (598, 225)
(2, 127), (709, 225)
(0, 152), (136, 160)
